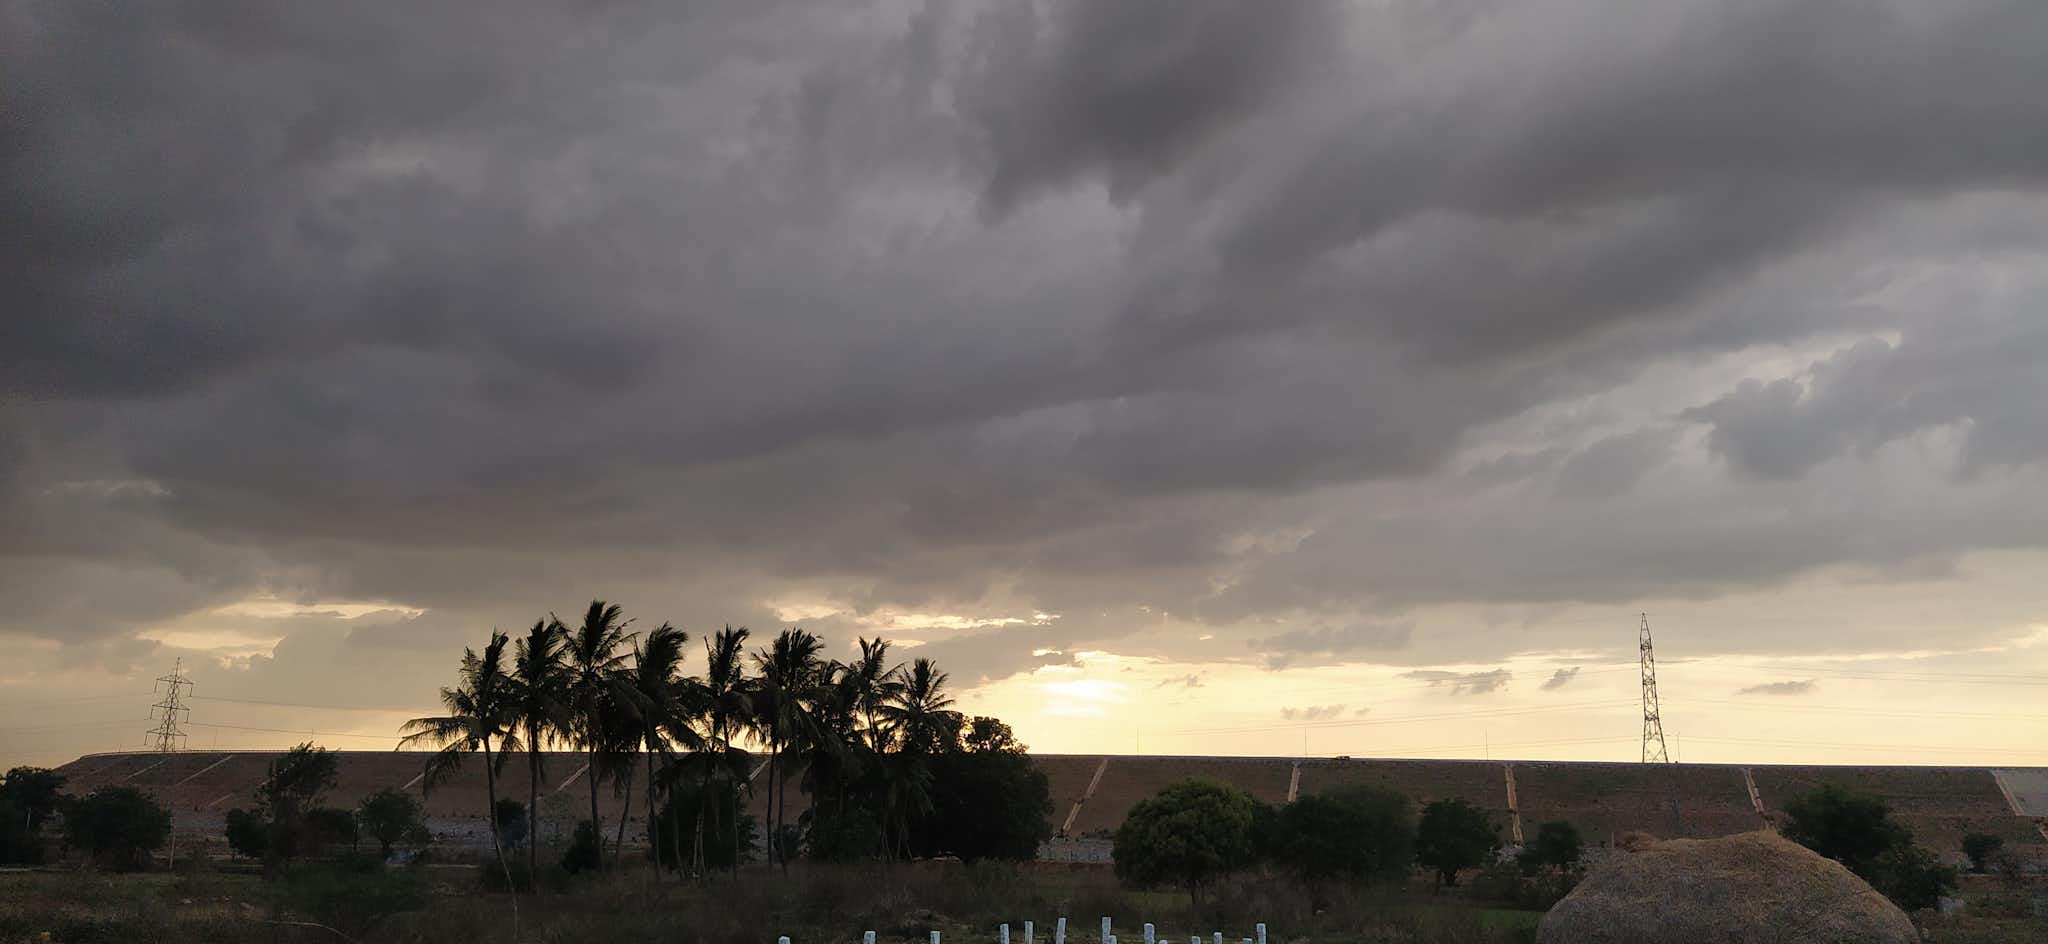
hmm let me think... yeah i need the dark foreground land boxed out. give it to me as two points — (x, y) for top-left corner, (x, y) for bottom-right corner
(2, 863), (2043, 944)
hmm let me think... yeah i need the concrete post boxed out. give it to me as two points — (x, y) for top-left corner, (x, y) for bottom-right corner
(1143, 924), (1154, 944)
(778, 937), (790, 944)
(933, 932), (942, 944)
(1214, 934), (1223, 944)
(1056, 918), (1066, 944)
(865, 934), (876, 944)
(1003, 925), (1011, 944)
(1255, 924), (1266, 944)
(1025, 921), (1035, 944)
(1102, 917), (1112, 944)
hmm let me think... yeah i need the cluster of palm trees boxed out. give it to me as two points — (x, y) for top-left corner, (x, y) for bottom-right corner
(401, 600), (966, 880)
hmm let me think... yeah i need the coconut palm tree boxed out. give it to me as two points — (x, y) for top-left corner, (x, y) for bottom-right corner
(879, 657), (963, 755)
(844, 637), (904, 753)
(562, 599), (636, 869)
(751, 628), (827, 868)
(509, 617), (571, 875)
(690, 625), (754, 873)
(400, 630), (518, 886)
(616, 622), (699, 870)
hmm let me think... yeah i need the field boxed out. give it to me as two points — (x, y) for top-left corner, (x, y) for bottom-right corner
(5, 861), (2044, 944)
(0, 861), (1548, 944)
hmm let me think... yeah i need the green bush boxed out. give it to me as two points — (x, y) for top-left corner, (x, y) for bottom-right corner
(1782, 783), (1956, 910)
(1260, 784), (1414, 882)
(1416, 797), (1499, 887)
(1113, 778), (1263, 898)
(64, 786), (172, 871)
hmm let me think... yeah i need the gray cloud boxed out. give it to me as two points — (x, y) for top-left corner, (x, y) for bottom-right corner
(1402, 669), (1513, 696)
(1249, 621), (1414, 670)
(1280, 704), (1347, 722)
(3, 0), (2048, 706)
(1738, 679), (1819, 697)
(1541, 667), (1583, 691)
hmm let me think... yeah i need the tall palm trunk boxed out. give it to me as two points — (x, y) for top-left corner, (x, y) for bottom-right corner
(586, 736), (604, 870)
(613, 760), (633, 870)
(483, 740), (521, 928)
(527, 732), (543, 875)
(763, 741), (775, 867)
(643, 739), (658, 874)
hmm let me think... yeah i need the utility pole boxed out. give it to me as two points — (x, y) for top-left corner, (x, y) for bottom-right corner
(1639, 614), (1670, 764)
(146, 658), (193, 753)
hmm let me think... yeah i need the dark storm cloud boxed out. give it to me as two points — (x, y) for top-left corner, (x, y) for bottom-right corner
(972, 0), (1341, 218)
(1687, 309), (2048, 480)
(1540, 667), (1582, 691)
(4, 0), (2048, 694)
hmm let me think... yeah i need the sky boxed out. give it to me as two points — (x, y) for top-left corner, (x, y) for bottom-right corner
(5, 0), (2048, 772)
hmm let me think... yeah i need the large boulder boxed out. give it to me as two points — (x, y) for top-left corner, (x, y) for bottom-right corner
(1537, 830), (1916, 944)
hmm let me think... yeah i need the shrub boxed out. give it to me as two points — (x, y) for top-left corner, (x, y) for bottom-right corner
(64, 786), (172, 871)
(562, 819), (604, 873)
(1782, 783), (1955, 910)
(359, 788), (430, 857)
(1518, 820), (1582, 874)
(1113, 778), (1263, 898)
(1961, 831), (2003, 873)
(1415, 797), (1498, 887)
(1260, 784), (1414, 882)
(223, 808), (268, 859)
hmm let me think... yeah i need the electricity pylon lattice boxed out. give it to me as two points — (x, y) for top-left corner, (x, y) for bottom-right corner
(1639, 613), (1671, 764)
(146, 658), (193, 753)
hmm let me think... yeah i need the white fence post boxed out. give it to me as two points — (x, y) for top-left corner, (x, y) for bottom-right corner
(1003, 924), (1011, 944)
(933, 932), (942, 944)
(1255, 924), (1266, 944)
(865, 934), (877, 944)
(778, 937), (790, 944)
(1102, 917), (1112, 944)
(1025, 921), (1035, 944)
(1056, 918), (1067, 944)
(1143, 924), (1154, 944)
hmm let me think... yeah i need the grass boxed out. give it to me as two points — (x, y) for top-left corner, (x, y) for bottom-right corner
(0, 859), (1547, 944)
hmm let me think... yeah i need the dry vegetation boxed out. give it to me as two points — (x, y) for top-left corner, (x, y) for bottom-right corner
(0, 860), (1550, 944)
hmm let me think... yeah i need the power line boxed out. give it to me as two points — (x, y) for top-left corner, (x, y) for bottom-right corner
(1151, 699), (1638, 738)
(184, 720), (404, 743)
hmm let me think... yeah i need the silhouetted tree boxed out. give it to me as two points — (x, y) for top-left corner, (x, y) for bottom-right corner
(1262, 784), (1414, 882)
(1416, 797), (1498, 887)
(563, 600), (635, 871)
(1783, 784), (1955, 909)
(359, 788), (430, 858)
(752, 628), (828, 868)
(257, 742), (338, 876)
(401, 630), (516, 883)
(509, 618), (571, 875)
(0, 767), (65, 864)
(1519, 819), (1583, 874)
(66, 786), (171, 871)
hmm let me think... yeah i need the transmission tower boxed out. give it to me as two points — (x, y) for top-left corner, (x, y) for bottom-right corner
(146, 658), (193, 753)
(1639, 613), (1671, 764)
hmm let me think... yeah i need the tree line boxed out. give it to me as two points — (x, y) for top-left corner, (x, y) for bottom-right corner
(1112, 776), (1969, 912)
(400, 599), (1054, 884)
